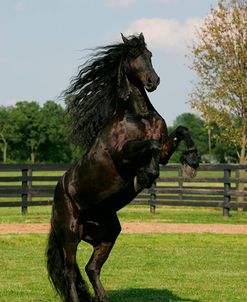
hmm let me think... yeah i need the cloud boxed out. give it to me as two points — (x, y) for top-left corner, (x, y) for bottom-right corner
(125, 17), (203, 54)
(14, 2), (25, 12)
(106, 0), (174, 7)
(153, 0), (174, 4)
(0, 99), (18, 107)
(105, 0), (136, 7)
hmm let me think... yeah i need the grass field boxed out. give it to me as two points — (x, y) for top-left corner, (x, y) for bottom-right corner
(0, 205), (246, 224)
(1, 167), (246, 301)
(1, 206), (246, 302)
(0, 233), (247, 302)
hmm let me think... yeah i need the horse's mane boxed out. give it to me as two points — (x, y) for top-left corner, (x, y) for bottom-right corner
(64, 34), (146, 150)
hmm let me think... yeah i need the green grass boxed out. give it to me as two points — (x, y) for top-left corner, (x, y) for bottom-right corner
(1, 169), (246, 300)
(118, 206), (247, 224)
(0, 205), (247, 224)
(0, 206), (52, 224)
(0, 233), (247, 301)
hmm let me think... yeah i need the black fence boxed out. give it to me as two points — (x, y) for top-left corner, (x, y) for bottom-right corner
(0, 163), (246, 216)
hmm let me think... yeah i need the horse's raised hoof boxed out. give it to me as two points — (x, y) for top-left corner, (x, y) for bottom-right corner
(182, 163), (197, 178)
(180, 148), (200, 177)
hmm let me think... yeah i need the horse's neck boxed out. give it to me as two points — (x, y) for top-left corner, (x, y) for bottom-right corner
(127, 84), (154, 116)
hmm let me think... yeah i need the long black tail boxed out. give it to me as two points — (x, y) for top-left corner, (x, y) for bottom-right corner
(46, 226), (91, 302)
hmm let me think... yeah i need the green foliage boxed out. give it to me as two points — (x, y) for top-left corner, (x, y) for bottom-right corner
(0, 101), (72, 163)
(36, 101), (72, 163)
(0, 101), (241, 163)
(189, 0), (247, 163)
(9, 101), (45, 163)
(0, 106), (11, 162)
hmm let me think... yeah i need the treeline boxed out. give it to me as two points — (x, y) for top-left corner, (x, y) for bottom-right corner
(0, 101), (73, 163)
(0, 100), (238, 164)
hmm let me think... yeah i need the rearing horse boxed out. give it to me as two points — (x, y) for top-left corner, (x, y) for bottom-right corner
(47, 33), (199, 302)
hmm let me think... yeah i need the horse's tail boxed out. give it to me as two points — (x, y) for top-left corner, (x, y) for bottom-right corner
(46, 225), (91, 302)
(46, 226), (66, 299)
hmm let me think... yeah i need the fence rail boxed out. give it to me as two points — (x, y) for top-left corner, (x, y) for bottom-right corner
(0, 163), (246, 216)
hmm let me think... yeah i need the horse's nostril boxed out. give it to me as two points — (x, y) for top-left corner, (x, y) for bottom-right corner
(148, 76), (160, 86)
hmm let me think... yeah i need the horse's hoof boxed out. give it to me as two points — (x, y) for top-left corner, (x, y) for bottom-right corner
(182, 163), (197, 178)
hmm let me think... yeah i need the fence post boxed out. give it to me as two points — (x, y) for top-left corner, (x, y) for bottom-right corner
(236, 167), (244, 214)
(178, 165), (183, 202)
(149, 182), (156, 214)
(223, 168), (231, 218)
(21, 167), (32, 214)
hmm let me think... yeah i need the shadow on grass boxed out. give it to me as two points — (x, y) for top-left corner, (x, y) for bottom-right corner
(108, 288), (200, 302)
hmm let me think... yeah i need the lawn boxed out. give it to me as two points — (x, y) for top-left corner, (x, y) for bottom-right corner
(0, 205), (246, 224)
(1, 166), (246, 301)
(0, 233), (247, 302)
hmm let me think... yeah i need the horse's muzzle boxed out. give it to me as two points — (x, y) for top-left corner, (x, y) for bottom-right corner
(145, 75), (160, 92)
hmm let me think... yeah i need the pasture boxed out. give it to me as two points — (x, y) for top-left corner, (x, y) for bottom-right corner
(0, 164), (246, 301)
(0, 205), (247, 224)
(1, 233), (247, 302)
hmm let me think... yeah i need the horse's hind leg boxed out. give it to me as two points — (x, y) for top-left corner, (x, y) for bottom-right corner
(83, 212), (121, 302)
(55, 216), (91, 302)
(47, 180), (91, 302)
(86, 242), (114, 302)
(62, 239), (80, 302)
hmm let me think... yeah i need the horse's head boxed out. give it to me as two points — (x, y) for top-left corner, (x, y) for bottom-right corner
(118, 33), (160, 99)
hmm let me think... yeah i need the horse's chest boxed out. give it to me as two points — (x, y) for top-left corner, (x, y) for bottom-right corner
(124, 114), (164, 141)
(107, 113), (165, 152)
(140, 116), (164, 140)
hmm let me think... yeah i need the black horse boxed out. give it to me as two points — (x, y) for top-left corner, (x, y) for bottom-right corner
(47, 33), (199, 302)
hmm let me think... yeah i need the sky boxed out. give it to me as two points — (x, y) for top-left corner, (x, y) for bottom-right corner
(0, 0), (219, 126)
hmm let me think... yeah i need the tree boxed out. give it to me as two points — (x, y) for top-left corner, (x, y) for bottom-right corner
(37, 101), (72, 163)
(10, 101), (46, 163)
(0, 107), (10, 162)
(189, 0), (247, 164)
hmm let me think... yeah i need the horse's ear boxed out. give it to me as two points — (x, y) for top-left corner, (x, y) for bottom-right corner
(121, 33), (128, 44)
(139, 32), (145, 43)
(117, 59), (131, 101)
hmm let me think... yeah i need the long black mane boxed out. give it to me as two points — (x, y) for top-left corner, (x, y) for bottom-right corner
(64, 34), (146, 150)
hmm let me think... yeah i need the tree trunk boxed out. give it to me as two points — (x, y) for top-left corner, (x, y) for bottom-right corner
(2, 142), (7, 163)
(208, 128), (212, 157)
(237, 131), (246, 214)
(0, 133), (7, 162)
(31, 145), (35, 164)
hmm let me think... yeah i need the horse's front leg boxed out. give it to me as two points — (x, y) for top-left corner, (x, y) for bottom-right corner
(113, 139), (161, 192)
(134, 141), (161, 192)
(160, 126), (200, 176)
